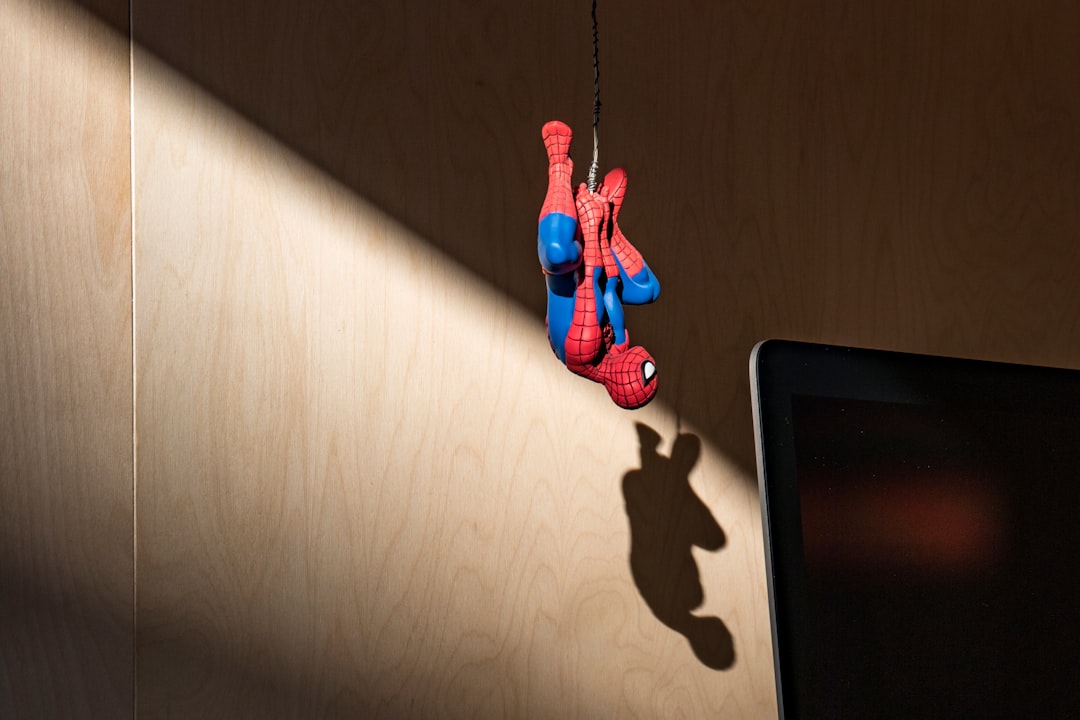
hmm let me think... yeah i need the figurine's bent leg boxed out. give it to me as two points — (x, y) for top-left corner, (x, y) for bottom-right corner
(538, 121), (581, 274)
(602, 168), (661, 305)
(614, 248), (661, 306)
(561, 188), (607, 374)
(594, 196), (627, 347)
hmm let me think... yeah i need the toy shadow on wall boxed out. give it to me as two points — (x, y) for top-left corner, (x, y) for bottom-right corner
(537, 121), (661, 409)
(622, 423), (735, 670)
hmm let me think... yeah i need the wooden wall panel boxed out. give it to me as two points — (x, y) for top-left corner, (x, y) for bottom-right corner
(130, 0), (1080, 718)
(132, 50), (775, 717)
(0, 0), (133, 716)
(599, 0), (1080, 476)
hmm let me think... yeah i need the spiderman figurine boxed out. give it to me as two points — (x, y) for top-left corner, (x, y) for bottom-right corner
(537, 120), (661, 409)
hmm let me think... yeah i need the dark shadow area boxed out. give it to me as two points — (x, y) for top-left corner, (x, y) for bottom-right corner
(0, 564), (132, 718)
(623, 423), (735, 670)
(1, 565), (584, 719)
(784, 391), (1080, 718)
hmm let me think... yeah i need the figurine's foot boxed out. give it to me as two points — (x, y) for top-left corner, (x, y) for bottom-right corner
(602, 167), (627, 216)
(540, 121), (575, 220)
(542, 120), (573, 184)
(542, 121), (573, 164)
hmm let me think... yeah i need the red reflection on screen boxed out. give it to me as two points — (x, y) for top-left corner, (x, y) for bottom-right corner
(801, 471), (1006, 575)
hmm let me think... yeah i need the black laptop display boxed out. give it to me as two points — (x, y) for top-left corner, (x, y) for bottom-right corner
(751, 340), (1080, 719)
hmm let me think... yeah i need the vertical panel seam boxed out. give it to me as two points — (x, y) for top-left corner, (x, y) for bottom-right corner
(128, 0), (137, 715)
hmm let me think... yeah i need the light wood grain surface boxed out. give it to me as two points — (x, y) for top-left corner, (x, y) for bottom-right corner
(0, 0), (133, 716)
(132, 49), (776, 717)
(130, 1), (1078, 717)
(5, 0), (1080, 716)
(128, 0), (1080, 716)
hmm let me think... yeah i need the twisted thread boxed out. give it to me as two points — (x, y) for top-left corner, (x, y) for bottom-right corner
(586, 0), (601, 192)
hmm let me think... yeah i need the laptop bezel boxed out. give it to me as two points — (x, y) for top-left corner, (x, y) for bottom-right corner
(750, 338), (1080, 719)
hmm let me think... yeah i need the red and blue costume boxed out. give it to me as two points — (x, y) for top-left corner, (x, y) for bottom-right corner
(537, 120), (661, 409)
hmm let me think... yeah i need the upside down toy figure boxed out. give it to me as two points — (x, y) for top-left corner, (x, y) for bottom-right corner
(537, 120), (661, 409)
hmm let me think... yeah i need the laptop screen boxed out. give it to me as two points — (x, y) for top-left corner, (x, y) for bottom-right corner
(751, 340), (1080, 719)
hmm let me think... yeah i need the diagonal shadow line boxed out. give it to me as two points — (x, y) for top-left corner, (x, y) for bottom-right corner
(70, 0), (762, 482)
(12, 0), (760, 713)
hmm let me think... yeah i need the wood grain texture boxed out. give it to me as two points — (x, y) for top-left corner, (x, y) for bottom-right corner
(132, 49), (775, 717)
(0, 0), (133, 716)
(130, 0), (1080, 718)
(126, 0), (1080, 477)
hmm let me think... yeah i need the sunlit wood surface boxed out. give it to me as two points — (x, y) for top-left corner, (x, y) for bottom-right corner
(5, 0), (1080, 717)
(130, 1), (1080, 717)
(131, 46), (776, 716)
(0, 0), (133, 716)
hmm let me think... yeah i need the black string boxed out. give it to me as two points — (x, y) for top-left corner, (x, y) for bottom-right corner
(586, 0), (601, 192)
